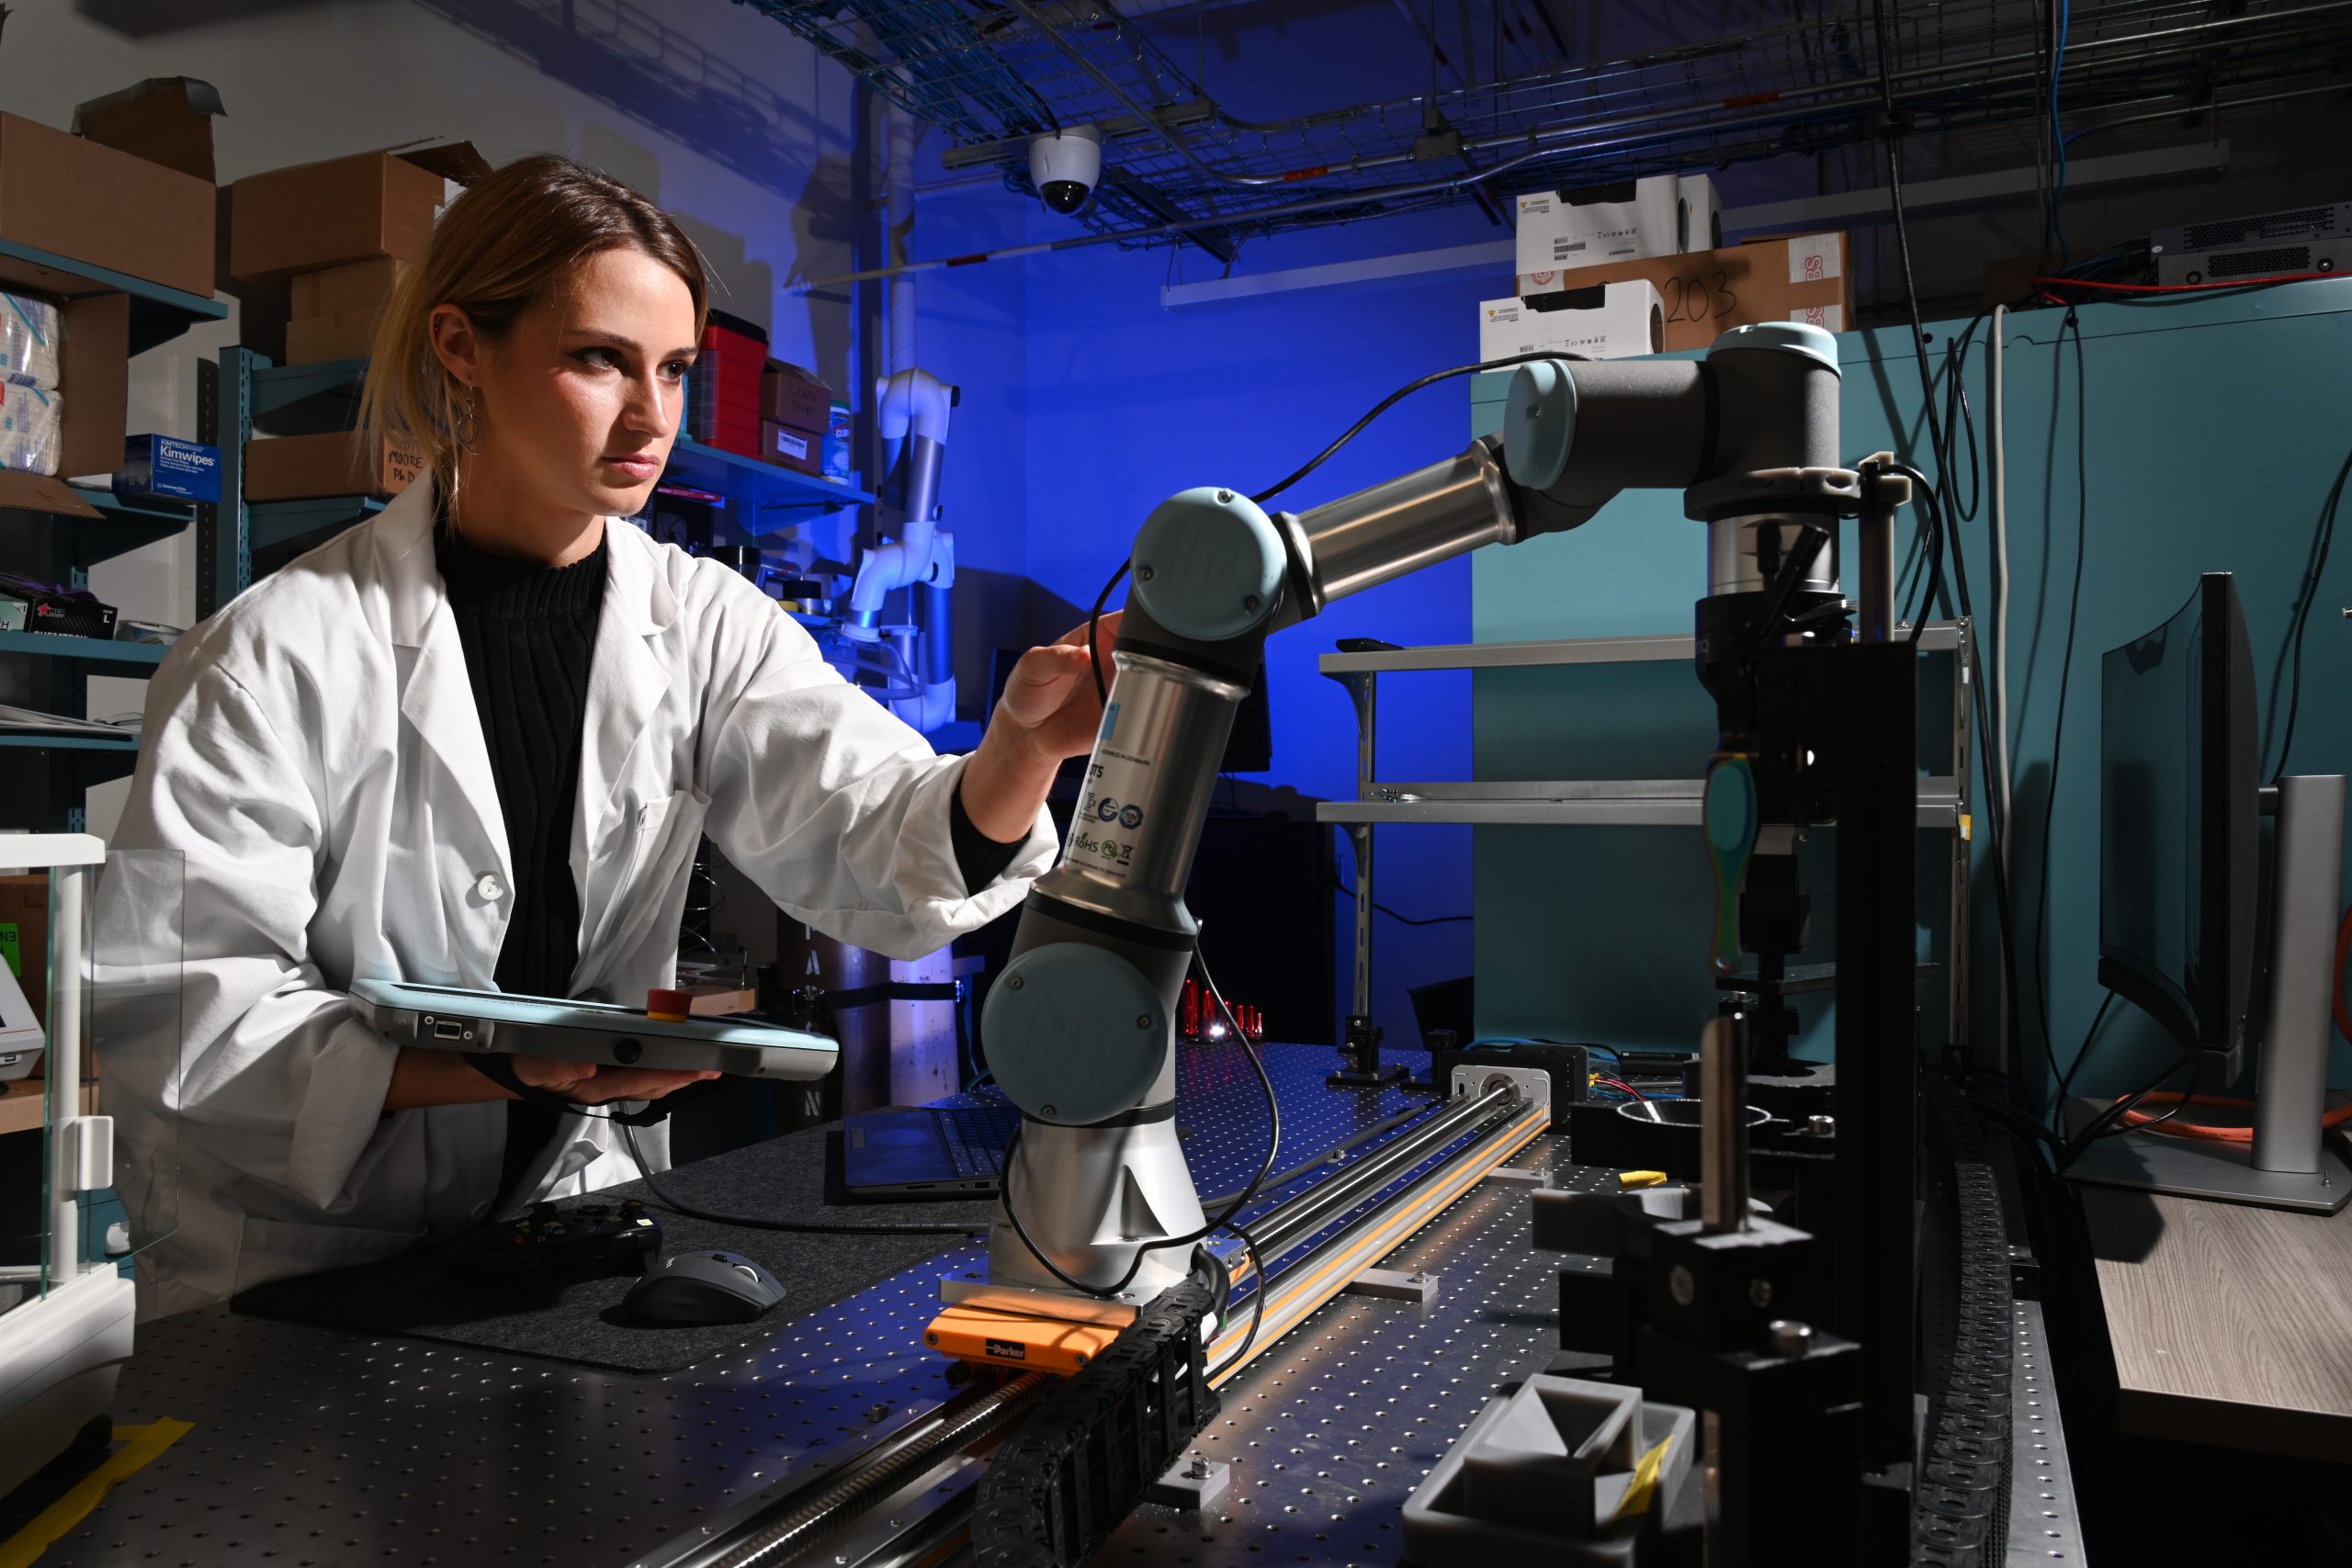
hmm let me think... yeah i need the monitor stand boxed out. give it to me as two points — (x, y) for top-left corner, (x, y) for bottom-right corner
(2065, 773), (2351, 1215)
(2061, 1102), (2352, 1213)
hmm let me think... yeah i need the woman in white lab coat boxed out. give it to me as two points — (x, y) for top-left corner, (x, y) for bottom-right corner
(107, 155), (1101, 1317)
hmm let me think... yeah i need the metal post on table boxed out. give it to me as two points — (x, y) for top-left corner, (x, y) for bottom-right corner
(1350, 668), (1374, 1026)
(1329, 667), (1402, 1086)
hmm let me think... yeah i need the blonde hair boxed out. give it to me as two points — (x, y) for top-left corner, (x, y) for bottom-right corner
(357, 153), (710, 502)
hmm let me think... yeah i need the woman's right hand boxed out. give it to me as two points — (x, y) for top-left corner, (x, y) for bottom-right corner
(383, 1048), (718, 1111)
(511, 1057), (720, 1104)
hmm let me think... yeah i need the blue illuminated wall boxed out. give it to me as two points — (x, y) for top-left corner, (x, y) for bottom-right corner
(913, 172), (1511, 1042)
(1471, 281), (2352, 1100)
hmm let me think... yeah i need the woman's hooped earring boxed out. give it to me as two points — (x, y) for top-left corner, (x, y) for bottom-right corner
(454, 389), (483, 455)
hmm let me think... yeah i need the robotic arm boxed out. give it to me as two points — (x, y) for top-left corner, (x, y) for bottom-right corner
(977, 322), (1870, 1302)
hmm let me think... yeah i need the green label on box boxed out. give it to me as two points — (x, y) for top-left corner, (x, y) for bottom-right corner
(0, 921), (17, 977)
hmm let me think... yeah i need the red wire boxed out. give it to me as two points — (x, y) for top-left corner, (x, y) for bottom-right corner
(2117, 905), (2352, 1142)
(1593, 1075), (1646, 1101)
(2033, 272), (2346, 294)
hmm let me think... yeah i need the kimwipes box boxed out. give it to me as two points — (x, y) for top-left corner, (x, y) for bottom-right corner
(230, 140), (488, 283)
(1478, 279), (1663, 363)
(244, 431), (426, 502)
(1515, 232), (1852, 353)
(1514, 174), (1722, 277)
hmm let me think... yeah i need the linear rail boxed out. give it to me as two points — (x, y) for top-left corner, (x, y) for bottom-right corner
(653, 1078), (1546, 1567)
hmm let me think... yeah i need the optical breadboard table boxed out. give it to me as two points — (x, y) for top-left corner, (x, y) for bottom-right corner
(37, 1044), (2078, 1566)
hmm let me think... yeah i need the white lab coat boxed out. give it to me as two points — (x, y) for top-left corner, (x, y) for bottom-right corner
(104, 481), (1054, 1320)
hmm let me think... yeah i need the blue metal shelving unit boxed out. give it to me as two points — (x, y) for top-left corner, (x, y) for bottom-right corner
(0, 243), (222, 829)
(0, 236), (228, 355)
(667, 435), (876, 534)
(0, 632), (168, 666)
(0, 732), (140, 753)
(199, 351), (876, 614)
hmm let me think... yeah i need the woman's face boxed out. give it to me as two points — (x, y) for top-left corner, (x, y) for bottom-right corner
(449, 246), (699, 531)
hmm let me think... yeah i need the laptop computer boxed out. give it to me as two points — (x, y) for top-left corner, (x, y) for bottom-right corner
(841, 1097), (1023, 1198)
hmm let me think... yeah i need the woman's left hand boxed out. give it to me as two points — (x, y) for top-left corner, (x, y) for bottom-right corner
(958, 611), (1120, 842)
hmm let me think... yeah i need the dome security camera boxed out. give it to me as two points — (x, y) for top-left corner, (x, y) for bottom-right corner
(1028, 124), (1103, 216)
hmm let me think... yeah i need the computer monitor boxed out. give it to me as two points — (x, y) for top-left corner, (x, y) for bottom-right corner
(2098, 571), (2260, 1092)
(2081, 571), (2351, 1213)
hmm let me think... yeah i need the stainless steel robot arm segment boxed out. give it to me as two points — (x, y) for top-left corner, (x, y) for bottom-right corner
(978, 322), (1854, 1306)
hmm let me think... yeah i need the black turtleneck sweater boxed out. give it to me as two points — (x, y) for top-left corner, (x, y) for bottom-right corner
(435, 521), (609, 1195)
(433, 523), (1026, 1200)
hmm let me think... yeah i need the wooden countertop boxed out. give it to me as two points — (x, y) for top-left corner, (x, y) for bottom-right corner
(0, 1076), (98, 1137)
(2083, 1182), (2352, 1461)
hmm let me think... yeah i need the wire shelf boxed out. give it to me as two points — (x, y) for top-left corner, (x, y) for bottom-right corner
(740, 0), (2352, 249)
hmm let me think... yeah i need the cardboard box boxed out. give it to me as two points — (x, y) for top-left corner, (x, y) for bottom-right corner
(285, 307), (384, 366)
(244, 430), (425, 502)
(0, 874), (49, 1031)
(0, 112), (214, 298)
(289, 257), (409, 320)
(230, 140), (488, 284)
(1514, 173), (1723, 279)
(0, 288), (127, 515)
(73, 77), (225, 184)
(116, 434), (220, 503)
(1516, 232), (1852, 353)
(1479, 279), (1664, 363)
(761, 361), (831, 431)
(762, 418), (824, 477)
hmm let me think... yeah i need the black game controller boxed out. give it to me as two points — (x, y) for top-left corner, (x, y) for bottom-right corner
(445, 1198), (662, 1296)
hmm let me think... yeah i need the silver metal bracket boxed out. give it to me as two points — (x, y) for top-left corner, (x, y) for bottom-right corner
(1143, 1450), (1232, 1512)
(1483, 1166), (1551, 1189)
(1449, 1062), (1553, 1111)
(1345, 1267), (1439, 1303)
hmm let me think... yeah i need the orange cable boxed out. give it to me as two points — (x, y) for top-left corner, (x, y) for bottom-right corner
(2118, 1093), (2352, 1142)
(2117, 903), (2352, 1142)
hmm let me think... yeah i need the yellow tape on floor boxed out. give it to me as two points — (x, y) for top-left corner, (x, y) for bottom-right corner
(0, 1419), (192, 1568)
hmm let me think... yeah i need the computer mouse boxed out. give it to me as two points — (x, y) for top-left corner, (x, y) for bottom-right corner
(623, 1250), (785, 1325)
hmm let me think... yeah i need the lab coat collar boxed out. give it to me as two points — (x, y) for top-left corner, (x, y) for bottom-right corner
(368, 482), (683, 908)
(578, 517), (679, 831)
(369, 479), (677, 646)
(377, 483), (511, 889)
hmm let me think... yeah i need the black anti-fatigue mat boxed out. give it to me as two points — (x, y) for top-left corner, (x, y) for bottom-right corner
(230, 1122), (994, 1374)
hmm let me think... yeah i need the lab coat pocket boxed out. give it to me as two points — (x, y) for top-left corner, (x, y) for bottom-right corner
(584, 787), (707, 963)
(615, 788), (697, 890)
